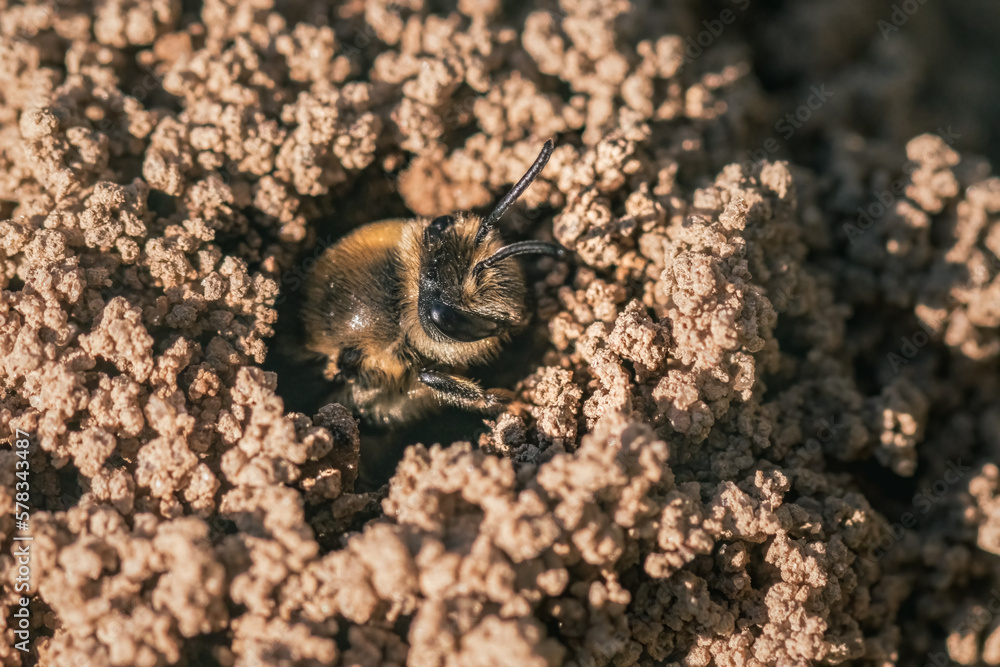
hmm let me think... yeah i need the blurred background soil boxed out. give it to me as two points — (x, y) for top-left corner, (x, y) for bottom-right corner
(2, 0), (1000, 665)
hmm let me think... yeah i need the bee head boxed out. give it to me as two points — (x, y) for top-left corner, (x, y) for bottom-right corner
(416, 140), (565, 344)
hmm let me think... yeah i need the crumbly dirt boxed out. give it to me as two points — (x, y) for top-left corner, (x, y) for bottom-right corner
(1, 0), (1000, 665)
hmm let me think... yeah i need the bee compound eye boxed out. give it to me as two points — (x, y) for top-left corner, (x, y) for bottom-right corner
(428, 301), (499, 342)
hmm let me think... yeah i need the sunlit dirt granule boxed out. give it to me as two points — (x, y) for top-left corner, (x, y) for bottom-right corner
(0, 0), (999, 665)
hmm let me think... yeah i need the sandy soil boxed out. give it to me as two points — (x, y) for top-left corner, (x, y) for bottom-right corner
(2, 0), (1000, 665)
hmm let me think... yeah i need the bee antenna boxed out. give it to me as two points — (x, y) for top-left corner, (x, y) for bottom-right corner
(473, 240), (566, 276)
(475, 139), (554, 245)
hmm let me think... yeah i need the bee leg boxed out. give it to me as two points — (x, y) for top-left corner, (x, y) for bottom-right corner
(417, 370), (512, 415)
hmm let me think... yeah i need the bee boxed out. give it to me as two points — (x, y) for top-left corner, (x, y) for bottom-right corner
(303, 140), (565, 427)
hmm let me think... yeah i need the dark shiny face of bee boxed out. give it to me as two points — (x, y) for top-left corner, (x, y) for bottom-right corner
(303, 140), (566, 428)
(419, 213), (524, 343)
